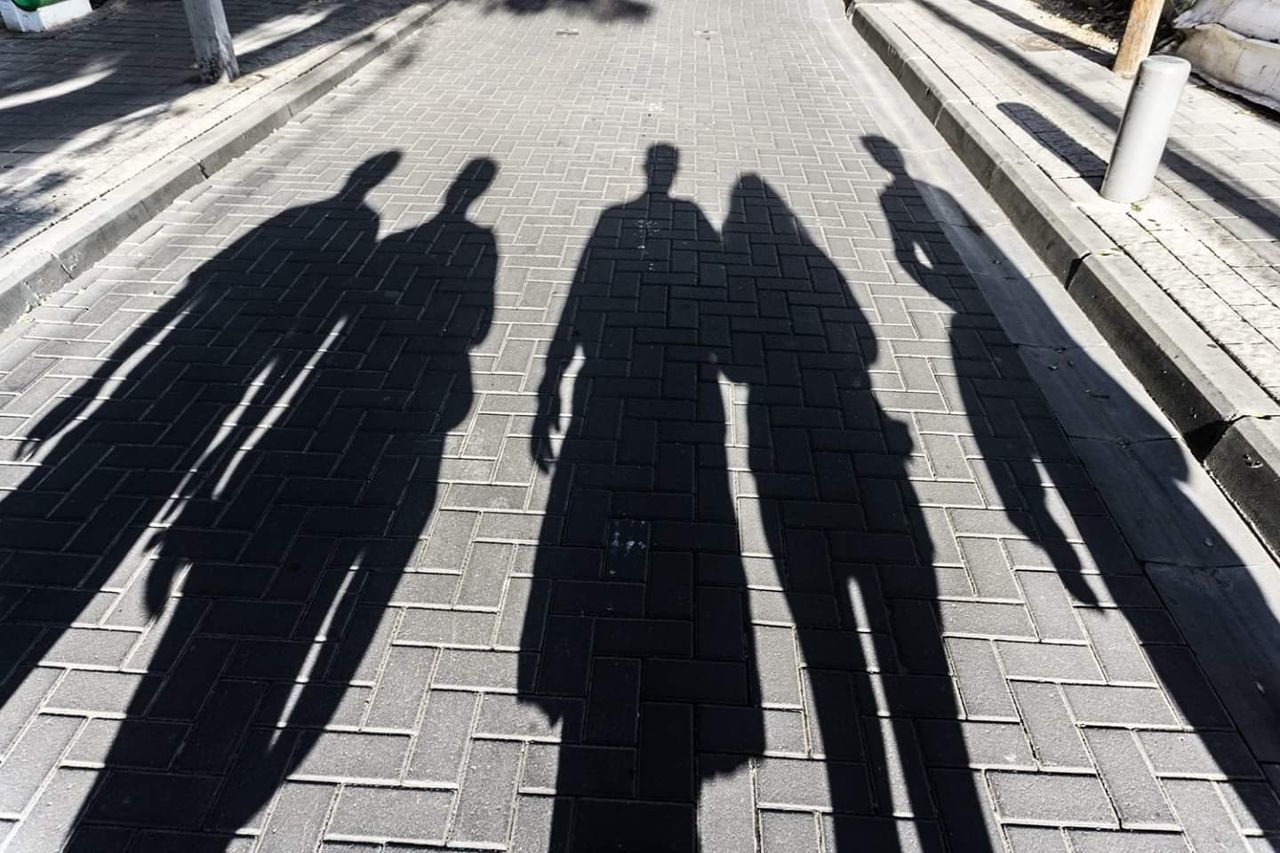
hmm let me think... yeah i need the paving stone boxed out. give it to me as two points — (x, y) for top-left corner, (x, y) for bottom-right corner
(930, 769), (1006, 852)
(329, 785), (453, 843)
(960, 537), (1020, 599)
(4, 769), (99, 852)
(1215, 780), (1280, 837)
(434, 650), (525, 690)
(862, 715), (935, 820)
(64, 718), (185, 768)
(40, 629), (138, 669)
(916, 719), (1035, 769)
(947, 638), (1018, 719)
(365, 645), (435, 730)
(83, 770), (222, 828)
(452, 740), (521, 845)
(45, 671), (158, 716)
(257, 783), (337, 853)
(1141, 645), (1238, 733)
(988, 771), (1116, 826)
(1077, 609), (1156, 685)
(1162, 779), (1250, 853)
(761, 810), (822, 853)
(1138, 731), (1263, 780)
(1015, 571), (1085, 642)
(0, 714), (81, 813)
(523, 742), (635, 798)
(509, 795), (565, 853)
(291, 732), (410, 782)
(0, 667), (59, 755)
(996, 640), (1104, 683)
(1083, 728), (1177, 827)
(757, 757), (873, 813)
(1011, 682), (1091, 769)
(398, 609), (495, 647)
(697, 764), (756, 851)
(407, 690), (476, 784)
(1061, 685), (1179, 728)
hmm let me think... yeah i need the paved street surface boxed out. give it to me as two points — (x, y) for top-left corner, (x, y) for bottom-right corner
(1, 0), (1279, 850)
(864, 0), (1280, 400)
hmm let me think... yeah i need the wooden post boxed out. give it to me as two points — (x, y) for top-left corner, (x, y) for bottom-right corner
(183, 0), (239, 83)
(1113, 0), (1163, 77)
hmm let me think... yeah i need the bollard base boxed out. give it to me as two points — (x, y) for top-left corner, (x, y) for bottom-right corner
(1100, 55), (1192, 204)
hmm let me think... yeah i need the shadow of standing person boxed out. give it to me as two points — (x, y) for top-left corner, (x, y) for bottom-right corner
(721, 175), (987, 852)
(49, 158), (499, 851)
(521, 144), (762, 851)
(0, 153), (399, 725)
(864, 133), (1280, 843)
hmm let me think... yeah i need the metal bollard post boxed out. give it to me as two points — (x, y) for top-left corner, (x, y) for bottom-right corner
(1100, 55), (1191, 203)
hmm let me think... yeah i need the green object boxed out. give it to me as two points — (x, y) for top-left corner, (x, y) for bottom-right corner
(10, 0), (69, 11)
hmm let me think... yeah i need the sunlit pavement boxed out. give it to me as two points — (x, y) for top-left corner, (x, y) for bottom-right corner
(0, 0), (1277, 850)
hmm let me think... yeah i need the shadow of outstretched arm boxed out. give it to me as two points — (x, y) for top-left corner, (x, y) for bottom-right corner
(530, 291), (583, 472)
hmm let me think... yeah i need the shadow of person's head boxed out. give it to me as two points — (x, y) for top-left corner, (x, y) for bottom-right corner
(442, 157), (499, 214)
(725, 173), (803, 248)
(644, 143), (678, 195)
(863, 134), (906, 177)
(339, 150), (403, 200)
(727, 172), (769, 215)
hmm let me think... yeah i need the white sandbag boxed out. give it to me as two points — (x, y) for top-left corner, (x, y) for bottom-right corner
(1175, 0), (1280, 41)
(1176, 21), (1280, 111)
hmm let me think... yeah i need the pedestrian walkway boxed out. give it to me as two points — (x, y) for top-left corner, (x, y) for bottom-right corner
(0, 0), (1278, 850)
(860, 0), (1280, 401)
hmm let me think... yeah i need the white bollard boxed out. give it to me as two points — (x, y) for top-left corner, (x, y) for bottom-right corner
(1101, 55), (1191, 203)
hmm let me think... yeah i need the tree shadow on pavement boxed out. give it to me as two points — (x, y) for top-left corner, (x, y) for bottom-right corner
(0, 153), (500, 851)
(0, 0), (424, 250)
(0, 0), (419, 149)
(865, 132), (1280, 839)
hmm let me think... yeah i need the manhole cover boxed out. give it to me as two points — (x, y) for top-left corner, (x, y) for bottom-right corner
(1015, 33), (1065, 52)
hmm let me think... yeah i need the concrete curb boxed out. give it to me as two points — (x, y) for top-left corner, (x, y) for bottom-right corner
(849, 1), (1280, 557)
(0, 0), (450, 332)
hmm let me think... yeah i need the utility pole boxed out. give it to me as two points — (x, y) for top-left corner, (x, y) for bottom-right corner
(183, 0), (239, 83)
(1113, 0), (1163, 77)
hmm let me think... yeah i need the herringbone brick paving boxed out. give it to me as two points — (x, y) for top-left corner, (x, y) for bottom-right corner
(0, 0), (1277, 850)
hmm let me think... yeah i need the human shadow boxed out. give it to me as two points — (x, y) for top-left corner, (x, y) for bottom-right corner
(866, 133), (1280, 837)
(0, 152), (399, 720)
(519, 147), (995, 851)
(721, 176), (987, 852)
(1, 155), (500, 850)
(521, 143), (760, 850)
